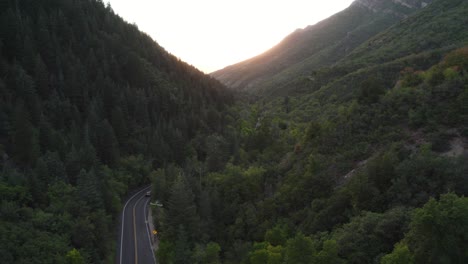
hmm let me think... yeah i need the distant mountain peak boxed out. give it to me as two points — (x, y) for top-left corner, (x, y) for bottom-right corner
(212, 0), (464, 95)
(353, 0), (432, 15)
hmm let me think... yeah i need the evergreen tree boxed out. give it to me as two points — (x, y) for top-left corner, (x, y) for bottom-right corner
(0, 0), (231, 262)
(0, 108), (11, 140)
(77, 169), (103, 210)
(174, 225), (191, 264)
(166, 174), (199, 241)
(35, 157), (50, 188)
(42, 151), (66, 182)
(34, 54), (49, 98)
(12, 100), (39, 165)
(110, 106), (127, 144)
(95, 119), (119, 165)
(13, 63), (41, 125)
(38, 118), (53, 153)
(65, 146), (81, 185)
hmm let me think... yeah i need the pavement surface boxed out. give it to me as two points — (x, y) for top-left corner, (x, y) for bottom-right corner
(117, 186), (156, 264)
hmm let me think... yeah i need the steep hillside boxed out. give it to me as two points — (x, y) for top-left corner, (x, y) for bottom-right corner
(211, 0), (433, 93)
(154, 46), (468, 263)
(2, 0), (467, 263)
(0, 0), (231, 262)
(305, 0), (468, 101)
(150, 1), (468, 263)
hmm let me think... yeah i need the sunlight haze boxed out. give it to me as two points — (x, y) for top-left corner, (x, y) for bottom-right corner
(106, 0), (354, 73)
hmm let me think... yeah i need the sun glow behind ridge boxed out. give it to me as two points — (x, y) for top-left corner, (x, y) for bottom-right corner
(106, 0), (354, 73)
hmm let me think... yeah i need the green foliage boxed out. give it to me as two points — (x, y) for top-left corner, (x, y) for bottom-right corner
(196, 46), (467, 263)
(265, 225), (287, 246)
(358, 77), (386, 104)
(157, 240), (175, 264)
(174, 226), (192, 264)
(66, 248), (85, 264)
(0, 0), (231, 262)
(380, 243), (414, 264)
(441, 46), (468, 69)
(315, 240), (345, 264)
(332, 207), (411, 263)
(284, 233), (315, 264)
(2, 0), (467, 263)
(212, 0), (439, 95)
(382, 194), (468, 264)
(193, 242), (223, 264)
(203, 242), (222, 264)
(12, 100), (39, 165)
(249, 242), (283, 264)
(406, 193), (468, 263)
(165, 174), (199, 241)
(248, 247), (269, 264)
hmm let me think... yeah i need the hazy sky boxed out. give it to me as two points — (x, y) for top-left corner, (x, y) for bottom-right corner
(106, 0), (354, 73)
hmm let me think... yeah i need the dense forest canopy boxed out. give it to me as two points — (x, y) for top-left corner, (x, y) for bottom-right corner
(153, 47), (468, 264)
(152, 0), (468, 263)
(0, 0), (467, 264)
(0, 0), (231, 262)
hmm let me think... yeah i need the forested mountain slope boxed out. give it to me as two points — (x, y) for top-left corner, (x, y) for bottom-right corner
(0, 0), (231, 262)
(154, 48), (468, 264)
(211, 0), (434, 94)
(1, 0), (467, 263)
(307, 0), (468, 101)
(150, 1), (468, 263)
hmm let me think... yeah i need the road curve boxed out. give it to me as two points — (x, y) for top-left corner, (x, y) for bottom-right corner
(117, 186), (156, 264)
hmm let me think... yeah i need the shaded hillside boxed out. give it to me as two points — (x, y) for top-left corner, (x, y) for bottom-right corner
(150, 1), (468, 263)
(0, 0), (231, 263)
(154, 46), (468, 263)
(211, 0), (433, 93)
(303, 0), (468, 101)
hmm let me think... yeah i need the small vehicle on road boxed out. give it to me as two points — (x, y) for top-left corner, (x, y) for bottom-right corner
(145, 191), (151, 197)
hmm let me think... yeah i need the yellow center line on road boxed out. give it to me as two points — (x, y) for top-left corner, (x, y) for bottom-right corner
(133, 202), (138, 264)
(133, 192), (148, 264)
(124, 186), (151, 264)
(120, 187), (150, 264)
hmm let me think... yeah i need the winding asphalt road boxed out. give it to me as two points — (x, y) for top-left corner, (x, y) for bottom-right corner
(118, 186), (156, 264)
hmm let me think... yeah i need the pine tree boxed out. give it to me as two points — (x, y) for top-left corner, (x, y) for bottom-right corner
(43, 151), (67, 182)
(12, 100), (39, 165)
(110, 106), (127, 144)
(80, 126), (99, 171)
(0, 108), (11, 139)
(27, 170), (46, 207)
(95, 119), (119, 165)
(77, 169), (103, 210)
(199, 189), (213, 237)
(13, 64), (41, 125)
(65, 146), (81, 185)
(38, 118), (53, 153)
(166, 174), (199, 241)
(0, 8), (19, 60)
(34, 54), (49, 98)
(174, 225), (191, 264)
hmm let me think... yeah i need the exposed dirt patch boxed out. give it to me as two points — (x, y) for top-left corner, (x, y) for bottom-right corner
(442, 137), (467, 157)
